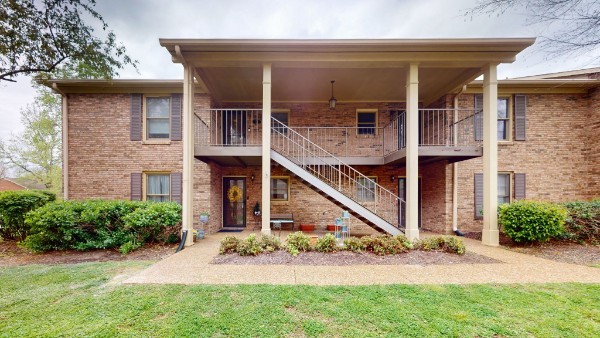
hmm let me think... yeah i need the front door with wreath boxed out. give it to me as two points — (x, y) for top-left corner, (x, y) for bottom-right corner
(223, 177), (246, 228)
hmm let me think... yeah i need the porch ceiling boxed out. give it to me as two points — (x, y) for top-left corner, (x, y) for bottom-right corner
(160, 38), (535, 105)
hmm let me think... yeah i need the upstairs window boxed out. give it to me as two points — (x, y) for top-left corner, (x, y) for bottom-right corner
(272, 110), (290, 135)
(497, 98), (510, 141)
(146, 96), (171, 139)
(357, 110), (377, 135)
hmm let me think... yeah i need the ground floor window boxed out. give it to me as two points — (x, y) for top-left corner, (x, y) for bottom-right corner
(271, 177), (290, 201)
(146, 173), (170, 202)
(357, 176), (377, 202)
(498, 173), (511, 205)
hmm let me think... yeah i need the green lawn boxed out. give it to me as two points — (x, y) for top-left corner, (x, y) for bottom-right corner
(1, 262), (599, 337)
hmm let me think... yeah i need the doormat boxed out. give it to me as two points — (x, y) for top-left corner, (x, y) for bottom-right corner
(218, 228), (245, 233)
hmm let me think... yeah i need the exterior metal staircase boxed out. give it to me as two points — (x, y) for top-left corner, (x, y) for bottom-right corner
(270, 117), (405, 235)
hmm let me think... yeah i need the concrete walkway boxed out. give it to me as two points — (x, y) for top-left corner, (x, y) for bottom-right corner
(124, 231), (600, 285)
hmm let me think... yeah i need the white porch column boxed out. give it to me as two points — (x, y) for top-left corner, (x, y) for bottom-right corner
(183, 64), (195, 246)
(405, 63), (420, 241)
(482, 64), (499, 246)
(261, 63), (272, 235)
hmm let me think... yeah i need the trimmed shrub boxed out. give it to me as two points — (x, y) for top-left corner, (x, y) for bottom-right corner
(286, 231), (311, 256)
(259, 235), (282, 253)
(361, 235), (411, 255)
(219, 236), (240, 254)
(414, 236), (466, 255)
(21, 200), (181, 253)
(343, 236), (365, 252)
(315, 233), (338, 253)
(499, 200), (567, 243)
(237, 234), (263, 256)
(562, 200), (600, 244)
(0, 190), (55, 240)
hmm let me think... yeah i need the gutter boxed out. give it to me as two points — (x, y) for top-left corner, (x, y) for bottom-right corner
(53, 83), (69, 200)
(452, 85), (466, 237)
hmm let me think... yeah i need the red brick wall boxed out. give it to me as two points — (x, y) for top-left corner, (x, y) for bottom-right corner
(455, 93), (594, 232)
(0, 179), (26, 191)
(587, 88), (600, 197)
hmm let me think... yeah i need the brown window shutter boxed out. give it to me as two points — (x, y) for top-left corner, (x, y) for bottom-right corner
(131, 173), (142, 201)
(170, 172), (182, 204)
(514, 173), (526, 200)
(130, 94), (142, 141)
(171, 93), (182, 141)
(474, 173), (483, 220)
(474, 94), (483, 141)
(514, 95), (527, 141)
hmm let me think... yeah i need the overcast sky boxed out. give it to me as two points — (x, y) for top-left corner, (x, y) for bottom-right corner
(1, 0), (598, 141)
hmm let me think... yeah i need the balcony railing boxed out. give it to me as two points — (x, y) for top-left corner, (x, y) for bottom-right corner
(195, 108), (482, 155)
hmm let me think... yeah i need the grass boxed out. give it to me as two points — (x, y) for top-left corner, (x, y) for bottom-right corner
(1, 262), (599, 337)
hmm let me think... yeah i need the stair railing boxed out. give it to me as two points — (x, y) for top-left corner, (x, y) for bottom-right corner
(271, 117), (405, 227)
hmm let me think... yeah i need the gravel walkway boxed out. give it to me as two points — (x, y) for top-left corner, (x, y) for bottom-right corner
(124, 231), (600, 285)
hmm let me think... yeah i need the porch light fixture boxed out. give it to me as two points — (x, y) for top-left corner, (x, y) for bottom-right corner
(329, 80), (337, 109)
(251, 174), (255, 182)
(391, 175), (395, 183)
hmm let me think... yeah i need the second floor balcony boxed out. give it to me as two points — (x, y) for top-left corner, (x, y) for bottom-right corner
(194, 108), (483, 166)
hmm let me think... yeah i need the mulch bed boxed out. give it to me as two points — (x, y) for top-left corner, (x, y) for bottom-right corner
(211, 250), (500, 266)
(463, 232), (600, 266)
(0, 240), (177, 267)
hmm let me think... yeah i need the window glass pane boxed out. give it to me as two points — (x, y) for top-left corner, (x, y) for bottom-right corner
(497, 121), (508, 140)
(357, 177), (376, 202)
(497, 99), (508, 118)
(497, 174), (510, 205)
(272, 112), (288, 125)
(148, 119), (170, 139)
(147, 97), (170, 118)
(357, 112), (376, 123)
(148, 174), (170, 195)
(270, 178), (289, 200)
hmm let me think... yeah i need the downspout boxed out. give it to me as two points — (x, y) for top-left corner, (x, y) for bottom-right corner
(452, 85), (467, 236)
(53, 83), (69, 200)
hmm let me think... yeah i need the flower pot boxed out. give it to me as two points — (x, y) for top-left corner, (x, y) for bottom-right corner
(326, 224), (336, 232)
(199, 215), (209, 223)
(342, 210), (350, 218)
(300, 224), (315, 232)
(196, 230), (205, 240)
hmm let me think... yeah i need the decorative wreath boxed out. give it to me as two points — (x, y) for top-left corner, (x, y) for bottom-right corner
(227, 185), (243, 203)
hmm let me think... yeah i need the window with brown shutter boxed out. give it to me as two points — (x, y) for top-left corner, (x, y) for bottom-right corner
(130, 173), (142, 201)
(170, 94), (182, 141)
(474, 173), (483, 219)
(514, 173), (526, 200)
(170, 172), (182, 204)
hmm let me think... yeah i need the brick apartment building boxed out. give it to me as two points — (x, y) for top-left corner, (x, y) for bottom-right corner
(48, 39), (600, 247)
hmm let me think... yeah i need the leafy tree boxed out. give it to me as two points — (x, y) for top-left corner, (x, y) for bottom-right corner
(466, 0), (600, 57)
(0, 0), (136, 82)
(0, 85), (62, 193)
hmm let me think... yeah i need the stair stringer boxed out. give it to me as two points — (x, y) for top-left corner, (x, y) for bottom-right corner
(271, 150), (402, 235)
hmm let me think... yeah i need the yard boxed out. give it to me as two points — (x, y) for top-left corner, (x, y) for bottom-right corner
(1, 260), (599, 337)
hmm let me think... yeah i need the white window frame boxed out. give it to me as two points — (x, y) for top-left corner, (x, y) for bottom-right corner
(143, 172), (171, 202)
(270, 176), (290, 202)
(357, 176), (377, 202)
(144, 95), (171, 143)
(498, 97), (512, 142)
(356, 109), (378, 136)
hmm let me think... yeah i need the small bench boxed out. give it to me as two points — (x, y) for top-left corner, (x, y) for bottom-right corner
(270, 213), (295, 232)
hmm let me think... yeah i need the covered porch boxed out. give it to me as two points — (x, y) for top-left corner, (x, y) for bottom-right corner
(160, 38), (535, 246)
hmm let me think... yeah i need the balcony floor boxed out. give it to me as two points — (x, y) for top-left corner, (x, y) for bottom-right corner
(195, 145), (482, 166)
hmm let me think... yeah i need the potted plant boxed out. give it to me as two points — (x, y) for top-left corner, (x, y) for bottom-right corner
(199, 212), (209, 223)
(326, 224), (336, 231)
(300, 224), (315, 232)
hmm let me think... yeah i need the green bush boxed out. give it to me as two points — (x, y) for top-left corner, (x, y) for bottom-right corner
(219, 236), (240, 254)
(0, 190), (55, 240)
(21, 200), (181, 253)
(315, 233), (338, 253)
(414, 236), (466, 255)
(259, 235), (282, 253)
(343, 236), (365, 252)
(237, 234), (263, 256)
(361, 235), (411, 255)
(562, 200), (600, 244)
(499, 200), (567, 243)
(286, 231), (311, 256)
